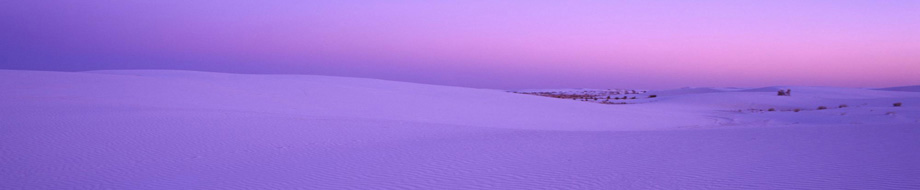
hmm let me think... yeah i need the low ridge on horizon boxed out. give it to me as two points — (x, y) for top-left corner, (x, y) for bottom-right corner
(12, 69), (920, 91)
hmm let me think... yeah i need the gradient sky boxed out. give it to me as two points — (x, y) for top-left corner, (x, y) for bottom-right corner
(2, 0), (918, 89)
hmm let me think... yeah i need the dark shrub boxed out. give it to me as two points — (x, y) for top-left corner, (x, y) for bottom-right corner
(767, 108), (775, 112)
(817, 106), (827, 110)
(649, 95), (657, 98)
(794, 108), (801, 112)
(894, 102), (902, 107)
(838, 104), (848, 108)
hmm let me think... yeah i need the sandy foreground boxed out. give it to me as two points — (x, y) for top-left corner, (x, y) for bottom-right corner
(2, 70), (918, 189)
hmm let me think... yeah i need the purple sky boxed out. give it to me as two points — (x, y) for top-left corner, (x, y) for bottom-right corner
(2, 1), (918, 89)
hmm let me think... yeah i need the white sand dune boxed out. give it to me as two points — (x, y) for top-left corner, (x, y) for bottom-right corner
(877, 85), (920, 92)
(2, 70), (919, 189)
(648, 87), (726, 96)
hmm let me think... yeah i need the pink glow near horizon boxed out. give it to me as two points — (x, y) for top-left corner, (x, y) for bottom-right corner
(2, 1), (918, 89)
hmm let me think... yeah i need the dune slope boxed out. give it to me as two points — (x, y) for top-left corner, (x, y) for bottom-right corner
(1, 70), (919, 189)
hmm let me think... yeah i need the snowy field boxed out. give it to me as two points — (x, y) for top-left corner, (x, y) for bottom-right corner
(2, 70), (919, 189)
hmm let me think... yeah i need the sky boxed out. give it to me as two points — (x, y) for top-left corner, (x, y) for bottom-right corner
(1, 0), (918, 89)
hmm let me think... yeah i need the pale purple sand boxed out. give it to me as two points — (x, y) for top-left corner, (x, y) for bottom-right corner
(2, 70), (919, 189)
